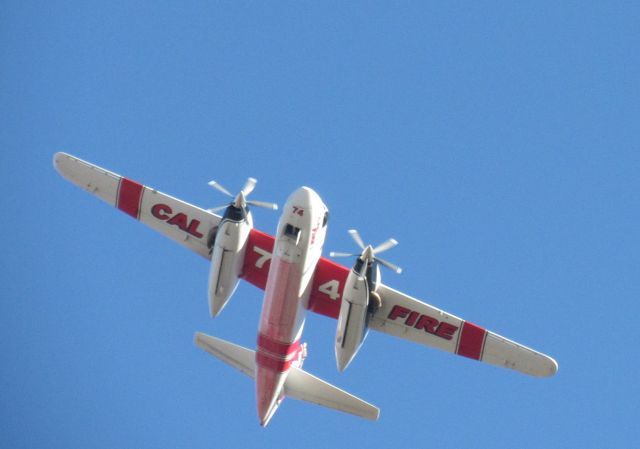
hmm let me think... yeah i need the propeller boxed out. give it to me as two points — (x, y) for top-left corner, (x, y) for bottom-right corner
(330, 229), (402, 274)
(207, 177), (278, 212)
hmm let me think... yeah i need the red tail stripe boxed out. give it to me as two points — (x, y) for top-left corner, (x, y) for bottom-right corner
(257, 334), (300, 357)
(117, 178), (144, 219)
(255, 352), (293, 373)
(456, 321), (487, 360)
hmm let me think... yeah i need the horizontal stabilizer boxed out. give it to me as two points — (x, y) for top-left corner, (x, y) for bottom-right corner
(194, 332), (256, 378)
(194, 332), (379, 421)
(285, 366), (379, 421)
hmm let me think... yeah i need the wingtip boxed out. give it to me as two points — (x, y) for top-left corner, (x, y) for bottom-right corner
(362, 405), (381, 421)
(532, 354), (559, 377)
(545, 356), (559, 377)
(193, 331), (206, 348)
(52, 152), (78, 180)
(52, 151), (67, 172)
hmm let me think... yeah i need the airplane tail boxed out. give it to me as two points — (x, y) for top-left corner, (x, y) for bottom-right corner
(194, 332), (379, 423)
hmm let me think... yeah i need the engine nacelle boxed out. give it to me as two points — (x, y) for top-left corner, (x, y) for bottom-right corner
(208, 211), (252, 317)
(335, 269), (371, 372)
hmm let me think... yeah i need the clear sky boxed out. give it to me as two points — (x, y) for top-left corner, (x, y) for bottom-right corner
(2, 2), (639, 448)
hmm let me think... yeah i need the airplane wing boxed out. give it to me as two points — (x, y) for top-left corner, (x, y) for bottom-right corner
(369, 284), (558, 377)
(54, 152), (221, 259)
(303, 258), (557, 377)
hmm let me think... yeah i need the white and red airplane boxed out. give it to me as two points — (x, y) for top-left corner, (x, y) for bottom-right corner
(54, 152), (558, 426)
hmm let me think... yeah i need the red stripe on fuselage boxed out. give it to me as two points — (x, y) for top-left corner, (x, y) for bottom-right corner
(117, 178), (144, 219)
(456, 321), (487, 360)
(256, 352), (294, 373)
(257, 334), (300, 358)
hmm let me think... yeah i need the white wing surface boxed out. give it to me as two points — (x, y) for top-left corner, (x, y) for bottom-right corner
(369, 284), (558, 377)
(54, 152), (220, 259)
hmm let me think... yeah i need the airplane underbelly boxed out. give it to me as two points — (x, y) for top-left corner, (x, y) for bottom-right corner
(255, 255), (310, 425)
(259, 256), (307, 342)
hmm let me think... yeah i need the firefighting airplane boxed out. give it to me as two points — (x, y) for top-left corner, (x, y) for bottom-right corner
(54, 152), (557, 426)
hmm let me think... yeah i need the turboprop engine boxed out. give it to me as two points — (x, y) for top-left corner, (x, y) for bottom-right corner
(330, 230), (401, 371)
(207, 178), (277, 317)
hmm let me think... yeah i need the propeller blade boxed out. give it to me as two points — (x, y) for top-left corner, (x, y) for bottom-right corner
(336, 229), (402, 274)
(373, 238), (398, 255)
(330, 251), (358, 258)
(241, 177), (257, 197)
(247, 200), (278, 210)
(207, 205), (229, 213)
(208, 180), (233, 197)
(376, 257), (403, 274)
(348, 229), (365, 250)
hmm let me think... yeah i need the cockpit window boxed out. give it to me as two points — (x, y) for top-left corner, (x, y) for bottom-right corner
(284, 223), (301, 242)
(322, 210), (329, 227)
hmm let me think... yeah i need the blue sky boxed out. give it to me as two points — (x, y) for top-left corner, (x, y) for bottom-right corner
(2, 1), (639, 447)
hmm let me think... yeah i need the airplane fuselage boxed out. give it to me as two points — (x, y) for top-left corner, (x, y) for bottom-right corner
(255, 186), (328, 426)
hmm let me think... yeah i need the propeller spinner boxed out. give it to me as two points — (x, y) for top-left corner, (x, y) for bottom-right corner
(330, 229), (402, 274)
(207, 177), (278, 213)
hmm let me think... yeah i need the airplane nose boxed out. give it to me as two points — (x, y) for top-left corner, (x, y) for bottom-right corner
(287, 186), (322, 209)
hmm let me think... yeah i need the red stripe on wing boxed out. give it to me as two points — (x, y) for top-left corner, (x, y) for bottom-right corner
(241, 229), (275, 290)
(117, 178), (144, 219)
(307, 257), (350, 319)
(456, 322), (487, 360)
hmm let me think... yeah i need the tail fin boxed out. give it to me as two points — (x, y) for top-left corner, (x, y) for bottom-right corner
(194, 332), (379, 421)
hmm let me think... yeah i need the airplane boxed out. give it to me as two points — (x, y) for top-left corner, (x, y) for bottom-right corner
(53, 152), (558, 426)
